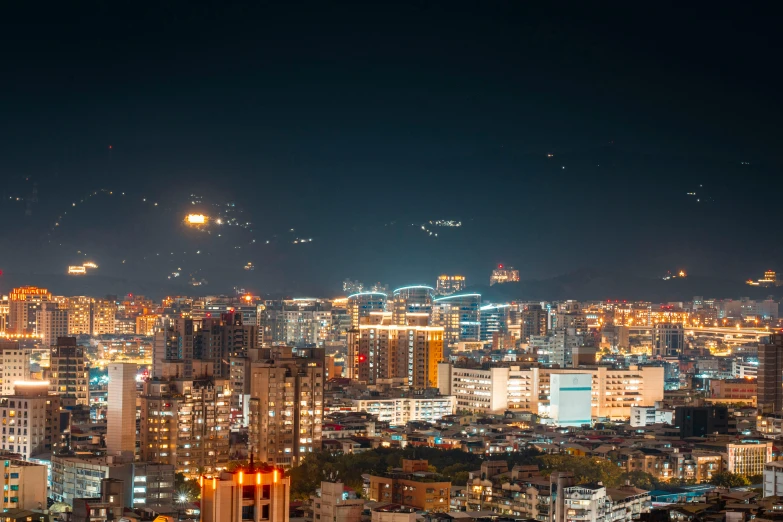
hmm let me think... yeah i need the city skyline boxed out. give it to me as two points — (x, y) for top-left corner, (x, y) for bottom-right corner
(2, 5), (783, 520)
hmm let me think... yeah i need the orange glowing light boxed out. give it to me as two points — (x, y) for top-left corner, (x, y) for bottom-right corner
(212, 477), (217, 489)
(256, 472), (261, 485)
(238, 471), (244, 485)
(186, 214), (208, 225)
(273, 469), (279, 483)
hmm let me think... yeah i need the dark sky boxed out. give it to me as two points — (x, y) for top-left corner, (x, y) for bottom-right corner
(0, 3), (781, 295)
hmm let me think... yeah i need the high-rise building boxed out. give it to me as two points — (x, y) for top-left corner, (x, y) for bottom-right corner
(390, 286), (433, 325)
(348, 313), (444, 389)
(92, 299), (117, 335)
(0, 341), (31, 395)
(490, 264), (520, 286)
(140, 377), (231, 475)
(554, 300), (587, 333)
(107, 363), (137, 457)
(153, 313), (256, 380)
(652, 323), (684, 357)
(759, 333), (783, 414)
(200, 466), (290, 522)
(521, 304), (548, 342)
(435, 275), (466, 296)
(261, 299), (332, 346)
(66, 296), (93, 335)
(47, 337), (88, 406)
(0, 381), (61, 459)
(35, 302), (69, 347)
(479, 304), (510, 342)
(347, 292), (387, 329)
(248, 347), (324, 467)
(432, 293), (481, 343)
(8, 286), (52, 334)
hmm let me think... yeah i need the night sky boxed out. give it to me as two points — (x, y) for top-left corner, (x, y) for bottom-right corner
(1, 3), (781, 295)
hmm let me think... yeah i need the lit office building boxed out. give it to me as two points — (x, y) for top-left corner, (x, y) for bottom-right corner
(261, 298), (332, 346)
(247, 347), (324, 468)
(47, 337), (88, 407)
(391, 285), (433, 325)
(8, 286), (52, 334)
(348, 313), (444, 389)
(140, 377), (231, 476)
(652, 323), (685, 357)
(479, 303), (510, 342)
(432, 293), (481, 343)
(347, 292), (387, 329)
(489, 264), (520, 286)
(435, 275), (466, 296)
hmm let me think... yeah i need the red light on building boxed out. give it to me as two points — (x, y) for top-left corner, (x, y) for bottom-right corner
(358, 354), (367, 362)
(498, 264), (504, 269)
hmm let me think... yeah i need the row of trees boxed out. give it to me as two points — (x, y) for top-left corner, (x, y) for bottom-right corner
(289, 450), (762, 500)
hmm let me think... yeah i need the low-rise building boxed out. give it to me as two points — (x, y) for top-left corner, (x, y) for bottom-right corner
(0, 459), (47, 512)
(725, 440), (772, 476)
(350, 396), (455, 426)
(367, 459), (450, 512)
(312, 481), (363, 522)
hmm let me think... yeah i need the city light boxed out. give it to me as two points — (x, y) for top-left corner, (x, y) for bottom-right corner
(185, 214), (208, 225)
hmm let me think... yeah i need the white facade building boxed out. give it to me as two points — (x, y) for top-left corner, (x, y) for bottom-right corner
(1, 345), (31, 396)
(764, 461), (783, 497)
(630, 406), (674, 427)
(350, 396), (456, 426)
(439, 363), (664, 420)
(550, 373), (592, 426)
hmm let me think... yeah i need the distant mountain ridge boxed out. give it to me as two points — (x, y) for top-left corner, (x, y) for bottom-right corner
(0, 268), (778, 302)
(473, 268), (781, 303)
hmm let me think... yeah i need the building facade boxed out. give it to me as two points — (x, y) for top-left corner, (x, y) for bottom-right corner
(439, 363), (664, 420)
(140, 377), (231, 476)
(200, 466), (290, 522)
(8, 286), (51, 334)
(432, 293), (481, 344)
(247, 347), (324, 468)
(47, 337), (88, 407)
(348, 313), (444, 389)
